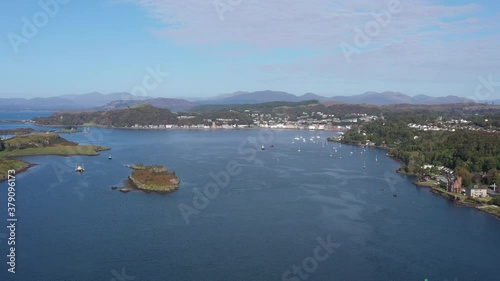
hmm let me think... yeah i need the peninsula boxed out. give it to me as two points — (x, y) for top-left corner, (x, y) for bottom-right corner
(0, 131), (109, 181)
(126, 164), (180, 193)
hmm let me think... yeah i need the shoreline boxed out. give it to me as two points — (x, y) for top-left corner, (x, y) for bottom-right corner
(0, 162), (37, 182)
(333, 139), (500, 219)
(125, 165), (180, 194)
(34, 123), (348, 132)
(0, 147), (110, 183)
(416, 182), (500, 219)
(124, 176), (179, 194)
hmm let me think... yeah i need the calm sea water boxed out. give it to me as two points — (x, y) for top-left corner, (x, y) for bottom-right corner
(0, 116), (499, 281)
(0, 111), (53, 121)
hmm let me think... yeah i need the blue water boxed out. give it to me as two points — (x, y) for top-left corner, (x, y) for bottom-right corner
(0, 111), (53, 121)
(0, 116), (499, 281)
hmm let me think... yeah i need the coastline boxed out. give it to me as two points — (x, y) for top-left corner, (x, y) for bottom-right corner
(0, 147), (110, 183)
(125, 176), (179, 194)
(0, 161), (36, 182)
(34, 122), (348, 132)
(332, 139), (500, 219)
(125, 164), (180, 193)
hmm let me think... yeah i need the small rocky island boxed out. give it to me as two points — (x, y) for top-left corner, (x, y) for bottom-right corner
(126, 164), (180, 193)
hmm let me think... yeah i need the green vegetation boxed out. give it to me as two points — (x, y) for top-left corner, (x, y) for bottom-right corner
(128, 164), (180, 192)
(34, 104), (178, 127)
(490, 196), (500, 207)
(415, 180), (439, 187)
(56, 126), (82, 133)
(0, 158), (31, 181)
(478, 205), (500, 218)
(0, 132), (109, 181)
(340, 118), (500, 183)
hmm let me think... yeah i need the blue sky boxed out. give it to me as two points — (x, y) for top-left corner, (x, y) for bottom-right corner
(0, 0), (499, 99)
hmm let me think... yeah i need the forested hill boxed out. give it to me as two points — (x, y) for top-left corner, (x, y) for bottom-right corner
(340, 115), (500, 187)
(34, 105), (179, 127)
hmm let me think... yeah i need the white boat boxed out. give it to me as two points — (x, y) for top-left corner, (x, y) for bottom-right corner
(75, 165), (85, 173)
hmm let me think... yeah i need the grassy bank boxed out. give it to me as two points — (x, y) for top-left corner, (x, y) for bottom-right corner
(0, 158), (32, 181)
(0, 145), (109, 157)
(0, 132), (110, 182)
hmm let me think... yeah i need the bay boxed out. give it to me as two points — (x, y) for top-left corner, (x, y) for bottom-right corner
(0, 118), (499, 281)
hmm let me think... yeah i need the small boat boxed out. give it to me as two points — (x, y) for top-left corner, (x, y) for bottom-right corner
(75, 165), (85, 173)
(108, 156), (112, 160)
(269, 144), (274, 148)
(261, 145), (265, 150)
(119, 188), (131, 193)
(393, 194), (398, 197)
(111, 186), (118, 190)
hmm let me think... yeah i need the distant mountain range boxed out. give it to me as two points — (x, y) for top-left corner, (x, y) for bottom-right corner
(0, 90), (495, 112)
(195, 90), (481, 105)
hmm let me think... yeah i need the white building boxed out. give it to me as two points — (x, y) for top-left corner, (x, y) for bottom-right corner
(466, 186), (488, 198)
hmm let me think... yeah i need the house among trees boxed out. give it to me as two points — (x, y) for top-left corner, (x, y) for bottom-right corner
(447, 176), (462, 194)
(465, 185), (488, 198)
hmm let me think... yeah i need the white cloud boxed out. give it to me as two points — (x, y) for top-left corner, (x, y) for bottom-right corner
(127, 0), (484, 47)
(126, 0), (500, 96)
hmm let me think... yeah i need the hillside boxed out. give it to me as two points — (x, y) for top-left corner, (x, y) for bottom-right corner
(34, 105), (179, 127)
(99, 98), (197, 112)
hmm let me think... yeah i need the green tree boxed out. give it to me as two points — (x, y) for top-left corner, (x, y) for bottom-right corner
(455, 166), (473, 187)
(486, 168), (498, 185)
